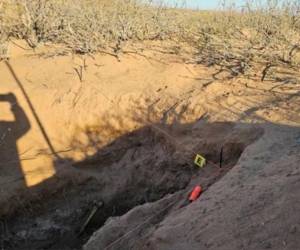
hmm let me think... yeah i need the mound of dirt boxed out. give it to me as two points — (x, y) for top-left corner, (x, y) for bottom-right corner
(84, 123), (300, 250)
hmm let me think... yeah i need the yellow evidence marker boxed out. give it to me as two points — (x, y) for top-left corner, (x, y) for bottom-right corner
(194, 154), (206, 168)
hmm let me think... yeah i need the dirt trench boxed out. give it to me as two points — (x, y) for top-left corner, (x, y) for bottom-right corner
(0, 121), (263, 250)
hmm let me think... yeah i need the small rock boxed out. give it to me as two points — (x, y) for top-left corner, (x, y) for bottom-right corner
(16, 230), (27, 239)
(289, 225), (297, 234)
(262, 241), (272, 249)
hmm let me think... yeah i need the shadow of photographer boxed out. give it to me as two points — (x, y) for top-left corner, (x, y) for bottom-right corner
(0, 93), (31, 185)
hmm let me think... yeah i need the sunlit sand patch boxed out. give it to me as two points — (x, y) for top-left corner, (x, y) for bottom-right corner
(0, 102), (15, 121)
(20, 154), (56, 187)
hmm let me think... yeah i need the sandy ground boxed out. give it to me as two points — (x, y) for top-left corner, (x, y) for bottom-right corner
(84, 122), (300, 250)
(0, 40), (205, 206)
(0, 40), (299, 249)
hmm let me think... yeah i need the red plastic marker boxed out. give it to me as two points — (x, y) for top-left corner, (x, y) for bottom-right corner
(189, 185), (202, 202)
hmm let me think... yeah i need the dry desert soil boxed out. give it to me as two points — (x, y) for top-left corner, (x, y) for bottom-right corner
(0, 40), (299, 250)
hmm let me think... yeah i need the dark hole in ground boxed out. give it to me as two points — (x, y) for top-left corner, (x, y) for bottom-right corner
(0, 122), (263, 250)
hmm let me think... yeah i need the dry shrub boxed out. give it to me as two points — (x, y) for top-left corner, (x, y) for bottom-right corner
(1, 0), (300, 80)
(0, 0), (179, 53)
(186, 1), (300, 80)
(0, 1), (29, 57)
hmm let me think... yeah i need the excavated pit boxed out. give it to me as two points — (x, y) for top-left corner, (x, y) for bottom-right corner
(0, 122), (263, 250)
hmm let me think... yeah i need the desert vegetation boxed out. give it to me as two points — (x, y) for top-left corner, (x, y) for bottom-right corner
(1, 0), (300, 80)
(0, 0), (181, 54)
